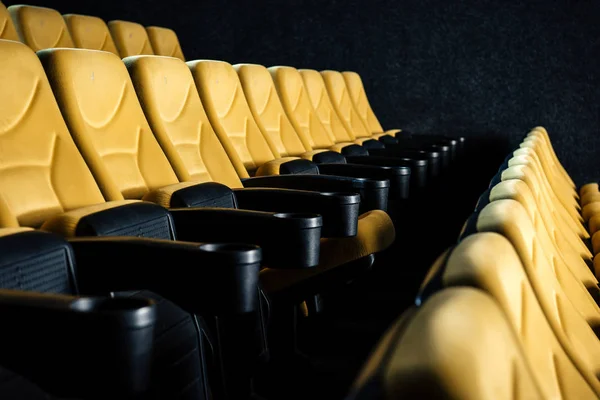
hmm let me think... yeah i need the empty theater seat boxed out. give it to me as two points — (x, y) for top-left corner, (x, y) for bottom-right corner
(7, 4), (74, 51)
(0, 2), (18, 41)
(350, 288), (564, 399)
(0, 38), (266, 400)
(146, 25), (185, 60)
(108, 19), (154, 56)
(0, 228), (156, 399)
(63, 14), (120, 55)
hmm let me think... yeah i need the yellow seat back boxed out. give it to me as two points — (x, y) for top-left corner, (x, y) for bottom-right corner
(146, 26), (185, 61)
(0, 40), (104, 228)
(8, 5), (74, 51)
(321, 70), (373, 139)
(299, 69), (360, 144)
(342, 71), (385, 134)
(0, 2), (19, 41)
(353, 287), (546, 399)
(442, 232), (600, 397)
(108, 20), (154, 57)
(235, 63), (312, 158)
(269, 66), (339, 151)
(39, 48), (179, 201)
(126, 55), (242, 188)
(63, 14), (119, 56)
(189, 60), (280, 177)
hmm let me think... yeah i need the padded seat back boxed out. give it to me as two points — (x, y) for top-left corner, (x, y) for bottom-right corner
(8, 5), (74, 51)
(125, 55), (243, 188)
(321, 70), (373, 139)
(269, 66), (339, 150)
(0, 2), (19, 41)
(475, 200), (600, 392)
(351, 288), (546, 400)
(146, 26), (185, 61)
(299, 69), (358, 143)
(63, 14), (120, 56)
(342, 71), (385, 134)
(38, 48), (180, 201)
(189, 60), (282, 177)
(235, 63), (312, 157)
(108, 20), (154, 57)
(527, 126), (576, 190)
(441, 232), (600, 397)
(0, 40), (105, 228)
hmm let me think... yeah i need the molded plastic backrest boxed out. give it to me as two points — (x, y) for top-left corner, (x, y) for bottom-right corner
(63, 14), (119, 56)
(443, 233), (600, 398)
(352, 288), (545, 399)
(189, 59), (280, 178)
(146, 26), (185, 61)
(235, 63), (311, 157)
(126, 55), (243, 188)
(321, 70), (372, 139)
(269, 66), (338, 150)
(299, 69), (356, 143)
(108, 20), (153, 57)
(39, 48), (179, 201)
(8, 5), (74, 51)
(0, 40), (104, 228)
(342, 71), (385, 133)
(0, 2), (19, 41)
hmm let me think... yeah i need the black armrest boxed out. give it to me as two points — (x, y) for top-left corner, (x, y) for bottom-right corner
(368, 148), (441, 179)
(232, 187), (360, 238)
(168, 207), (322, 268)
(68, 237), (261, 315)
(316, 163), (411, 200)
(345, 155), (429, 190)
(241, 174), (390, 213)
(0, 290), (155, 399)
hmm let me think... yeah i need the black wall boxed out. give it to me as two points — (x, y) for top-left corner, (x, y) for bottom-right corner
(10, 0), (600, 184)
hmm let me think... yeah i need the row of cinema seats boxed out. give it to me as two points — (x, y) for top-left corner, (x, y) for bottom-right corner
(348, 126), (600, 399)
(0, 3), (469, 400)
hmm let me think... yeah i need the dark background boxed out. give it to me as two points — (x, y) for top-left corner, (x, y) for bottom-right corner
(10, 0), (600, 185)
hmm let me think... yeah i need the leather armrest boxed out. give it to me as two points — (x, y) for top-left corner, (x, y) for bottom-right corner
(68, 237), (261, 315)
(368, 148), (441, 179)
(0, 290), (155, 399)
(232, 187), (360, 238)
(345, 156), (429, 190)
(241, 174), (390, 213)
(168, 207), (322, 269)
(317, 163), (411, 200)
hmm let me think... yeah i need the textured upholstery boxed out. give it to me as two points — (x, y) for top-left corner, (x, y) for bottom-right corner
(126, 55), (242, 188)
(8, 5), (74, 51)
(146, 26), (185, 61)
(189, 59), (295, 177)
(270, 66), (353, 152)
(108, 20), (154, 57)
(321, 70), (389, 140)
(235, 63), (314, 158)
(0, 40), (105, 229)
(39, 48), (182, 204)
(63, 14), (119, 56)
(0, 2), (18, 41)
(441, 233), (600, 398)
(352, 287), (547, 400)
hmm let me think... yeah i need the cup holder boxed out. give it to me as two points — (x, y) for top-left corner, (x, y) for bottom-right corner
(71, 297), (152, 313)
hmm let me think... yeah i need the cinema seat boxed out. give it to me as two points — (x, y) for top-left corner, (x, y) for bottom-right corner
(0, 38), (264, 400)
(146, 25), (185, 60)
(0, 228), (156, 399)
(235, 63), (418, 197)
(0, 2), (18, 41)
(349, 288), (555, 399)
(413, 233), (600, 398)
(108, 19), (154, 57)
(63, 14), (120, 56)
(7, 4), (74, 51)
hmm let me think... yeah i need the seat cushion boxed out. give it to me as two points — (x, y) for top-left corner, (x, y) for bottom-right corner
(259, 209), (395, 293)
